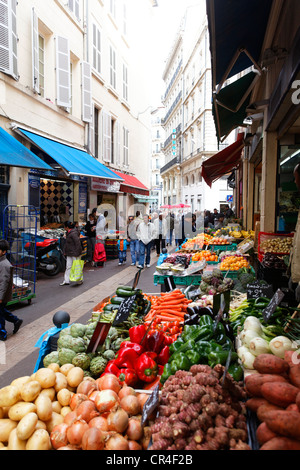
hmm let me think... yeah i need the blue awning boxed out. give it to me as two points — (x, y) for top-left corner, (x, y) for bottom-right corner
(206, 0), (273, 90)
(17, 128), (124, 181)
(0, 126), (52, 170)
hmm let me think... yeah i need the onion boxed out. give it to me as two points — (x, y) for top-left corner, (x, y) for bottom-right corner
(67, 419), (89, 446)
(126, 417), (143, 441)
(269, 336), (295, 358)
(76, 400), (99, 423)
(76, 380), (97, 396)
(57, 445), (80, 450)
(128, 440), (142, 450)
(96, 374), (121, 394)
(118, 386), (136, 400)
(69, 393), (88, 411)
(88, 390), (99, 402)
(89, 416), (108, 432)
(249, 337), (270, 356)
(137, 393), (149, 409)
(81, 427), (106, 450)
(120, 395), (141, 416)
(63, 410), (78, 426)
(95, 390), (119, 413)
(107, 408), (129, 433)
(105, 433), (129, 450)
(50, 423), (69, 450)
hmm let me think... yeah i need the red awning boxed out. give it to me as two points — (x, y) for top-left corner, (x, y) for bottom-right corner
(201, 133), (245, 188)
(115, 171), (150, 196)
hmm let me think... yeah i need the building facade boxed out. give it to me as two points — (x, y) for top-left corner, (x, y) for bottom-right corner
(149, 106), (165, 212)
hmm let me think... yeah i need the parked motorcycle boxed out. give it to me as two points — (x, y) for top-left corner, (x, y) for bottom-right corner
(25, 238), (64, 276)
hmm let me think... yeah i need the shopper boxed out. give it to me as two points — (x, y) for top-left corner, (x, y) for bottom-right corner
(60, 221), (83, 286)
(289, 163), (300, 302)
(96, 210), (108, 244)
(165, 212), (175, 246)
(84, 213), (97, 262)
(117, 236), (128, 266)
(154, 213), (167, 256)
(127, 215), (140, 266)
(137, 214), (155, 269)
(0, 239), (23, 341)
(224, 204), (234, 219)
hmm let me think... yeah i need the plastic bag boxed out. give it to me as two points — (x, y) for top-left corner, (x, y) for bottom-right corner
(69, 259), (84, 282)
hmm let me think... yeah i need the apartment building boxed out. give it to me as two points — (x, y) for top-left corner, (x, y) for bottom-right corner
(160, 2), (234, 214)
(0, 0), (155, 228)
(149, 106), (165, 212)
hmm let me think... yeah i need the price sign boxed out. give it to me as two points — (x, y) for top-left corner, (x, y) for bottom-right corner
(113, 295), (137, 326)
(247, 281), (273, 300)
(262, 289), (285, 323)
(141, 384), (160, 426)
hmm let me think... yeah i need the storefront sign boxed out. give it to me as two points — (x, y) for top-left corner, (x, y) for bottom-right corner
(78, 183), (87, 214)
(91, 178), (121, 193)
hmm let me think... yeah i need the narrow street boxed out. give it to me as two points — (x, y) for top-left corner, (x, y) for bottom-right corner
(0, 251), (161, 385)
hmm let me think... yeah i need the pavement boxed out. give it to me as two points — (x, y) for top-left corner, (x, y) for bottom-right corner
(0, 248), (163, 386)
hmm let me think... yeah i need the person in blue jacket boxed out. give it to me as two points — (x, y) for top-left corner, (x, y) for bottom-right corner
(117, 236), (128, 266)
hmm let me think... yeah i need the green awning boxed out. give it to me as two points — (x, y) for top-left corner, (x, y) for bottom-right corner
(212, 71), (259, 142)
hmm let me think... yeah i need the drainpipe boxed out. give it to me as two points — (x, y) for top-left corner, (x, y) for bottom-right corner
(83, 0), (90, 152)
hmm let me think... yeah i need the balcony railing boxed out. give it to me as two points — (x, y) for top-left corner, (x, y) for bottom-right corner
(160, 156), (180, 175)
(161, 91), (182, 125)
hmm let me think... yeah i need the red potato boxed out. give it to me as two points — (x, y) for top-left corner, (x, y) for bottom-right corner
(245, 373), (288, 397)
(260, 381), (300, 408)
(253, 354), (289, 375)
(288, 364), (300, 388)
(257, 403), (284, 422)
(256, 422), (280, 445)
(264, 410), (300, 440)
(245, 398), (270, 413)
(260, 437), (300, 450)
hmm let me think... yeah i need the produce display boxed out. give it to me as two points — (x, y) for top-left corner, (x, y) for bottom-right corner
(209, 237), (230, 245)
(198, 269), (234, 296)
(260, 236), (293, 254)
(262, 253), (287, 270)
(219, 254), (250, 271)
(191, 251), (218, 262)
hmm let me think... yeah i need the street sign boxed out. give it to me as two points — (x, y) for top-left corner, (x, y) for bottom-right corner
(226, 195), (233, 202)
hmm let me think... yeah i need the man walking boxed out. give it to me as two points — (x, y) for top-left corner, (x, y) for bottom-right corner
(137, 214), (155, 269)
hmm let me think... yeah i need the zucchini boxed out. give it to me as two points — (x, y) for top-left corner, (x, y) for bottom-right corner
(116, 288), (142, 297)
(110, 296), (127, 305)
(117, 285), (134, 291)
(103, 304), (118, 312)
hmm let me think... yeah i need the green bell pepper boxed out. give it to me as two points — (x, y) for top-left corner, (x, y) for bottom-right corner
(228, 362), (243, 381)
(186, 350), (201, 365)
(170, 353), (191, 374)
(173, 339), (196, 355)
(198, 314), (214, 327)
(169, 337), (184, 355)
(222, 337), (234, 351)
(208, 350), (238, 368)
(208, 341), (224, 352)
(181, 324), (200, 342)
(194, 340), (212, 356)
(160, 363), (173, 384)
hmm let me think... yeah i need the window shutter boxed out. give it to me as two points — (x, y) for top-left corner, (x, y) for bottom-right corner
(81, 61), (92, 123)
(0, 0), (18, 79)
(89, 105), (95, 156)
(114, 121), (121, 165)
(31, 7), (39, 93)
(102, 110), (112, 163)
(56, 35), (71, 108)
(92, 24), (101, 74)
(68, 0), (80, 20)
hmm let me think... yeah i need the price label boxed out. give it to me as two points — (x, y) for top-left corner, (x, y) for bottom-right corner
(262, 289), (285, 323)
(247, 281), (273, 300)
(113, 295), (137, 326)
(141, 384), (160, 426)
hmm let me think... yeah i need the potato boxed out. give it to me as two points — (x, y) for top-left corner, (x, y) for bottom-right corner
(10, 376), (31, 392)
(39, 387), (56, 401)
(16, 412), (38, 440)
(35, 420), (47, 431)
(261, 381), (300, 407)
(0, 408), (3, 420)
(8, 402), (37, 421)
(20, 380), (42, 402)
(257, 403), (284, 422)
(67, 367), (84, 388)
(260, 437), (300, 451)
(8, 428), (27, 451)
(256, 422), (279, 445)
(45, 412), (63, 433)
(289, 365), (300, 388)
(0, 419), (17, 442)
(264, 410), (300, 440)
(25, 429), (51, 450)
(54, 372), (68, 393)
(47, 363), (60, 373)
(57, 388), (72, 407)
(253, 354), (289, 375)
(245, 397), (270, 413)
(60, 364), (74, 376)
(0, 385), (20, 407)
(35, 395), (53, 422)
(245, 373), (288, 397)
(60, 406), (71, 418)
(35, 368), (56, 389)
(52, 401), (62, 414)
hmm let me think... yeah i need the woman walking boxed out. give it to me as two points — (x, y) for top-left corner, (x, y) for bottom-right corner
(60, 221), (83, 286)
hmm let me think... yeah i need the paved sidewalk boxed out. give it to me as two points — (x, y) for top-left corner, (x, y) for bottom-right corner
(0, 254), (159, 381)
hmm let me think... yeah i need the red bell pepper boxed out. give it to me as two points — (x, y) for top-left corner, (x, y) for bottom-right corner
(118, 368), (138, 387)
(128, 325), (146, 344)
(135, 352), (158, 383)
(114, 346), (139, 369)
(103, 360), (120, 376)
(157, 345), (170, 365)
(119, 341), (144, 355)
(163, 335), (174, 346)
(146, 330), (165, 354)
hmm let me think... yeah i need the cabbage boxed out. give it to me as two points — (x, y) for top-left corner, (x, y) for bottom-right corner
(72, 353), (91, 370)
(70, 323), (86, 338)
(43, 351), (60, 368)
(58, 348), (77, 365)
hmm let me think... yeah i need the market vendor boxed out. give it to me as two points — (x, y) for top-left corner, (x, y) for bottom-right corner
(289, 163), (300, 303)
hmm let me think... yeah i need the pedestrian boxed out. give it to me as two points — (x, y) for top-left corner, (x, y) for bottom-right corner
(288, 163), (300, 303)
(165, 212), (175, 246)
(84, 213), (97, 262)
(214, 214), (225, 229)
(117, 236), (128, 266)
(0, 239), (23, 341)
(224, 204), (234, 219)
(96, 210), (108, 244)
(154, 213), (167, 256)
(127, 215), (140, 266)
(60, 221), (83, 286)
(137, 214), (155, 269)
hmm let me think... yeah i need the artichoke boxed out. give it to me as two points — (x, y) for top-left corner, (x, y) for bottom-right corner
(70, 323), (86, 338)
(90, 356), (108, 377)
(85, 321), (97, 337)
(59, 327), (71, 337)
(102, 349), (115, 361)
(43, 351), (60, 368)
(72, 353), (91, 370)
(57, 334), (74, 350)
(58, 348), (77, 365)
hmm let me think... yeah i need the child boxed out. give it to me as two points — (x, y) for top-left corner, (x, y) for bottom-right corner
(117, 237), (128, 266)
(0, 239), (23, 341)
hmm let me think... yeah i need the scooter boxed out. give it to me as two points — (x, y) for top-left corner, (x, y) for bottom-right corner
(25, 238), (64, 276)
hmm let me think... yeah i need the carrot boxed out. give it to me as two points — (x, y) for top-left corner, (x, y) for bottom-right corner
(156, 315), (183, 322)
(158, 310), (185, 317)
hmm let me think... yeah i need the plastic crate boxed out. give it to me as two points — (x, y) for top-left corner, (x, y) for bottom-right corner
(153, 274), (202, 286)
(210, 243), (237, 252)
(258, 232), (294, 262)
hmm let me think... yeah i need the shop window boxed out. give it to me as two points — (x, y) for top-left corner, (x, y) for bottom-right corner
(277, 145), (300, 232)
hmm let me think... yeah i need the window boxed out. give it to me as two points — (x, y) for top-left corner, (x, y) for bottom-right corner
(122, 63), (128, 101)
(156, 159), (160, 170)
(82, 61), (92, 123)
(92, 24), (101, 74)
(110, 45), (116, 89)
(155, 174), (160, 186)
(69, 62), (73, 113)
(38, 35), (45, 97)
(94, 107), (99, 158)
(102, 110), (112, 162)
(123, 127), (129, 166)
(109, 0), (116, 18)
(0, 0), (18, 80)
(68, 0), (80, 21)
(122, 2), (127, 36)
(56, 36), (71, 108)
